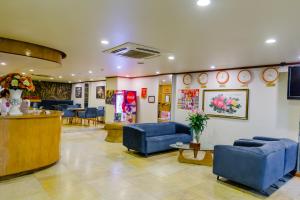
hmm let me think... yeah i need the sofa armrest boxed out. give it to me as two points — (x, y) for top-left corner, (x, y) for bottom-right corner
(123, 126), (147, 154)
(175, 122), (191, 135)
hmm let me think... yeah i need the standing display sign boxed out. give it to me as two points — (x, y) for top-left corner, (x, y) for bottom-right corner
(114, 90), (137, 123)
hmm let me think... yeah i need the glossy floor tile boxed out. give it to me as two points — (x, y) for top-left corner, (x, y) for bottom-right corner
(0, 125), (299, 200)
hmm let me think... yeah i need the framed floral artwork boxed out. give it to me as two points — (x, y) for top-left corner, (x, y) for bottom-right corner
(202, 89), (249, 120)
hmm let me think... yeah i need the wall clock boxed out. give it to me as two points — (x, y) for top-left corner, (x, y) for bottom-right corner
(216, 71), (230, 84)
(197, 73), (208, 85)
(262, 67), (279, 83)
(183, 74), (193, 85)
(237, 70), (252, 84)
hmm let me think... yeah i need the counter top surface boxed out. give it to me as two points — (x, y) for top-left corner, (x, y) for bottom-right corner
(0, 110), (62, 119)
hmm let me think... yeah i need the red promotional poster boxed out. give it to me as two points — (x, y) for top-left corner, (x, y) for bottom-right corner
(141, 88), (147, 99)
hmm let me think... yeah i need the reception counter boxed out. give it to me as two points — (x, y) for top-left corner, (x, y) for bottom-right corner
(0, 111), (62, 179)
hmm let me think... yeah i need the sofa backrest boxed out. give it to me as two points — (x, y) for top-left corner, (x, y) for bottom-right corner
(134, 122), (176, 137)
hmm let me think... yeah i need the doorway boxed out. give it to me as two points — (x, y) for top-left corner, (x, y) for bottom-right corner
(158, 75), (172, 122)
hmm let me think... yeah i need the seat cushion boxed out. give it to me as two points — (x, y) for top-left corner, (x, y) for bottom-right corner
(146, 134), (192, 153)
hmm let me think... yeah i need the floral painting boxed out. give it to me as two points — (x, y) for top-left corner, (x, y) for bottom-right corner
(203, 89), (249, 120)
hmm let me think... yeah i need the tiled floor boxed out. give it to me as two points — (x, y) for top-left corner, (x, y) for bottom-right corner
(0, 125), (300, 200)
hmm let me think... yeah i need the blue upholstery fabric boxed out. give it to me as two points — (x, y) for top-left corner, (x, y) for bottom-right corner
(40, 100), (73, 110)
(78, 107), (97, 119)
(63, 109), (75, 118)
(252, 136), (298, 175)
(123, 122), (191, 155)
(134, 122), (176, 137)
(96, 106), (105, 117)
(213, 142), (285, 192)
(67, 104), (80, 109)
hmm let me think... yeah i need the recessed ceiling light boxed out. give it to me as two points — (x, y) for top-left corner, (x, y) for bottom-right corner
(79, 80), (82, 82)
(25, 49), (31, 56)
(162, 80), (166, 82)
(50, 77), (54, 80)
(21, 72), (26, 75)
(210, 65), (216, 69)
(156, 71), (160, 74)
(197, 0), (211, 7)
(117, 66), (122, 69)
(265, 38), (277, 44)
(168, 56), (175, 60)
(29, 69), (34, 72)
(1, 62), (6, 66)
(71, 74), (75, 76)
(90, 78), (94, 81)
(68, 81), (72, 83)
(101, 40), (109, 45)
(88, 70), (93, 74)
(58, 76), (62, 79)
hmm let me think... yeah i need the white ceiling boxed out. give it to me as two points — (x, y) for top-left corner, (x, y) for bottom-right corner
(0, 0), (300, 82)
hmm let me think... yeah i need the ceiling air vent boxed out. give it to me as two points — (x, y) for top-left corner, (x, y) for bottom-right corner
(103, 42), (160, 59)
(31, 74), (52, 78)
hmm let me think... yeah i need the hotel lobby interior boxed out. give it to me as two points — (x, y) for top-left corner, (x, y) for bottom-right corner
(1, 0), (300, 199)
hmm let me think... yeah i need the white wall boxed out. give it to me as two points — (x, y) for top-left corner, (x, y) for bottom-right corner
(105, 76), (160, 123)
(174, 68), (300, 149)
(71, 81), (106, 108)
(88, 81), (106, 107)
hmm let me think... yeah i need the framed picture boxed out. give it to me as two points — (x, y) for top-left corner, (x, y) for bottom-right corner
(96, 86), (105, 99)
(177, 89), (199, 110)
(148, 96), (155, 103)
(105, 90), (115, 105)
(75, 87), (82, 98)
(202, 89), (249, 120)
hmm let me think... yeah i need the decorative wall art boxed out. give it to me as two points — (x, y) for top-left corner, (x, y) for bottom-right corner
(262, 67), (279, 87)
(177, 89), (199, 110)
(141, 88), (147, 99)
(202, 89), (249, 120)
(96, 86), (105, 99)
(148, 96), (155, 103)
(75, 87), (82, 98)
(105, 90), (115, 105)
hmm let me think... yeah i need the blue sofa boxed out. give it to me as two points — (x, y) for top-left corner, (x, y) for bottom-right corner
(213, 137), (298, 194)
(123, 122), (192, 156)
(40, 100), (73, 110)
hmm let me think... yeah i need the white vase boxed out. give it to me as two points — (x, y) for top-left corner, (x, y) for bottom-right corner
(192, 129), (201, 144)
(9, 89), (23, 115)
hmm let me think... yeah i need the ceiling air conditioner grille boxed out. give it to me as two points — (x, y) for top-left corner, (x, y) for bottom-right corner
(103, 42), (160, 59)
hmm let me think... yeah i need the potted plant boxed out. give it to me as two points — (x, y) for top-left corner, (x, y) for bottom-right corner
(0, 73), (35, 115)
(187, 110), (209, 147)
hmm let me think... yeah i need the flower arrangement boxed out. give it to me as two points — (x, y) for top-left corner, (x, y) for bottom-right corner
(186, 110), (209, 143)
(209, 94), (241, 114)
(0, 73), (35, 91)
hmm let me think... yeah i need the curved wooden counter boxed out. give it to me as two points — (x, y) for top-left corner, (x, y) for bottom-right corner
(0, 111), (62, 179)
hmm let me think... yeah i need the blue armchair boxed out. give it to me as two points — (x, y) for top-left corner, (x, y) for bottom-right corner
(123, 122), (192, 156)
(78, 107), (98, 125)
(213, 141), (285, 194)
(62, 109), (75, 124)
(96, 106), (105, 123)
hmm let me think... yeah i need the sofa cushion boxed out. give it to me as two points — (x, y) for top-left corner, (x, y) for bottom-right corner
(146, 134), (192, 153)
(135, 122), (176, 137)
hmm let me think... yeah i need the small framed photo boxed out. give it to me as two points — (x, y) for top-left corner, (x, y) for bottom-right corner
(148, 96), (155, 103)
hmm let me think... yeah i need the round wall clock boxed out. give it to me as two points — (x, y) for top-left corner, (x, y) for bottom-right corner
(197, 73), (208, 85)
(216, 71), (230, 84)
(183, 74), (193, 85)
(262, 67), (279, 83)
(237, 70), (252, 84)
